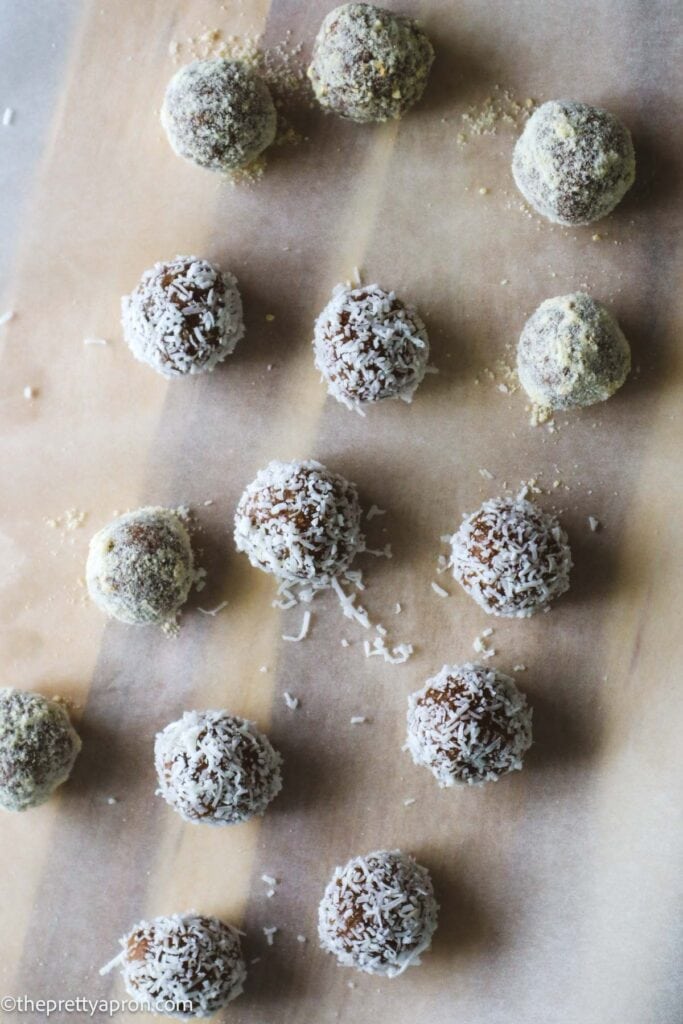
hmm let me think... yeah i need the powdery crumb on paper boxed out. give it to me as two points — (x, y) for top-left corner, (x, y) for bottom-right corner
(403, 797), (416, 807)
(45, 509), (87, 532)
(0, 310), (15, 326)
(3, 107), (14, 126)
(349, 716), (367, 725)
(457, 86), (535, 146)
(283, 692), (300, 710)
(23, 385), (37, 401)
(83, 337), (108, 346)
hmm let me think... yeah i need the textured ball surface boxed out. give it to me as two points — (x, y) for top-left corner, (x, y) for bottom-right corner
(234, 460), (364, 585)
(122, 256), (244, 378)
(86, 508), (195, 626)
(406, 664), (533, 786)
(117, 913), (246, 1019)
(517, 292), (630, 411)
(313, 284), (430, 409)
(450, 497), (572, 618)
(155, 710), (282, 825)
(512, 100), (635, 225)
(308, 3), (434, 123)
(318, 849), (438, 976)
(0, 688), (81, 811)
(162, 59), (277, 172)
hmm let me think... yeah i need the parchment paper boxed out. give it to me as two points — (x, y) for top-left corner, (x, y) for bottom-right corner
(0, 1), (681, 1022)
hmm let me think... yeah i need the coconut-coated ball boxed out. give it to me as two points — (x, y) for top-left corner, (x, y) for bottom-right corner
(450, 496), (572, 618)
(121, 256), (244, 378)
(313, 284), (430, 409)
(517, 292), (631, 411)
(86, 508), (195, 626)
(162, 59), (277, 172)
(155, 710), (282, 825)
(406, 663), (533, 786)
(113, 913), (246, 1019)
(318, 849), (438, 976)
(308, 3), (434, 123)
(512, 99), (635, 225)
(234, 459), (365, 585)
(0, 688), (81, 811)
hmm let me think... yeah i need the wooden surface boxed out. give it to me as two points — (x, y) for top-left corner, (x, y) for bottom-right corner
(0, 1), (681, 1022)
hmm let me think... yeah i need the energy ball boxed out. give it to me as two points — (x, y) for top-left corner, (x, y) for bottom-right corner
(517, 292), (631, 411)
(512, 99), (635, 225)
(110, 913), (246, 1018)
(161, 59), (277, 173)
(86, 507), (195, 626)
(313, 284), (430, 410)
(234, 459), (365, 585)
(122, 256), (244, 378)
(406, 663), (533, 786)
(0, 688), (81, 812)
(155, 710), (282, 825)
(308, 3), (434, 123)
(318, 849), (438, 976)
(450, 496), (572, 618)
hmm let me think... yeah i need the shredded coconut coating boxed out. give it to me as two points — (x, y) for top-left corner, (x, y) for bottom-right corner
(406, 664), (532, 786)
(161, 59), (277, 172)
(155, 710), (282, 825)
(450, 497), (572, 618)
(308, 3), (434, 123)
(117, 913), (246, 1019)
(313, 284), (429, 409)
(517, 292), (631, 411)
(318, 849), (438, 976)
(86, 507), (196, 626)
(121, 256), (244, 379)
(234, 460), (365, 585)
(512, 99), (635, 225)
(0, 688), (81, 812)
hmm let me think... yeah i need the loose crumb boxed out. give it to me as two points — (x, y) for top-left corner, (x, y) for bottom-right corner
(0, 310), (15, 326)
(263, 927), (278, 946)
(23, 386), (37, 400)
(3, 107), (14, 126)
(349, 716), (367, 725)
(283, 692), (300, 710)
(431, 581), (449, 598)
(197, 600), (228, 616)
(403, 797), (416, 807)
(366, 504), (386, 520)
(588, 516), (600, 532)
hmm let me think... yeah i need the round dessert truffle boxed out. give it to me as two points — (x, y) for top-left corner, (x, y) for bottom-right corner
(0, 688), (81, 811)
(318, 849), (438, 976)
(308, 3), (434, 123)
(155, 710), (282, 825)
(450, 496), (572, 618)
(121, 256), (244, 378)
(161, 59), (277, 172)
(517, 292), (631, 411)
(111, 912), (246, 1018)
(234, 459), (364, 585)
(406, 663), (533, 786)
(512, 100), (635, 225)
(86, 507), (195, 626)
(313, 284), (430, 410)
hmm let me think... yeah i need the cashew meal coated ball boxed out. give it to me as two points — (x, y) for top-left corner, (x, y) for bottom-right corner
(86, 507), (196, 626)
(308, 3), (434, 123)
(512, 99), (635, 225)
(0, 688), (81, 812)
(517, 292), (631, 411)
(162, 58), (277, 172)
